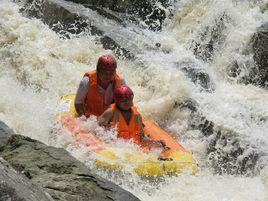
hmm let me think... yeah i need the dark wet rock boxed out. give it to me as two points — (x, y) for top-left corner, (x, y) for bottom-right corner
(226, 60), (241, 78)
(191, 13), (232, 62)
(190, 114), (215, 137)
(21, 0), (135, 59)
(181, 67), (214, 92)
(19, 0), (172, 61)
(0, 121), (140, 201)
(260, 2), (268, 13)
(228, 22), (268, 88)
(176, 60), (215, 92)
(64, 0), (172, 31)
(0, 157), (54, 201)
(19, 0), (176, 61)
(196, 118), (262, 175)
(175, 100), (215, 138)
(0, 121), (15, 147)
(22, 0), (91, 36)
(129, 0), (170, 31)
(82, 4), (126, 24)
(176, 100), (216, 140)
(176, 102), (263, 176)
(175, 99), (198, 113)
(206, 127), (262, 176)
(250, 22), (268, 88)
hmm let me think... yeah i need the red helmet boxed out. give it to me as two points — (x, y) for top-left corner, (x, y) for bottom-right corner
(114, 85), (134, 103)
(97, 54), (117, 71)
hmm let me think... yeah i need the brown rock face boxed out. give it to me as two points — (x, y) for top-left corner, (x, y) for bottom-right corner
(0, 121), (140, 201)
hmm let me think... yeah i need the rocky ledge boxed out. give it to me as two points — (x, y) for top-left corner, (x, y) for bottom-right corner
(0, 121), (140, 201)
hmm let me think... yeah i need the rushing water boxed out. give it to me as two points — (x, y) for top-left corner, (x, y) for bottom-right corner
(0, 0), (268, 200)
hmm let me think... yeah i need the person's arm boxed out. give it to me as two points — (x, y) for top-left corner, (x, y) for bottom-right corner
(142, 136), (166, 148)
(98, 108), (114, 127)
(75, 77), (89, 117)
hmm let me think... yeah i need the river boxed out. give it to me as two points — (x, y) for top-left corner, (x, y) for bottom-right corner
(0, 0), (267, 200)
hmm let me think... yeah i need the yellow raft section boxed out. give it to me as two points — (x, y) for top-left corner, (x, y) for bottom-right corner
(58, 94), (198, 177)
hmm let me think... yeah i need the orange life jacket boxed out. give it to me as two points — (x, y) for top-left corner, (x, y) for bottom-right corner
(111, 104), (142, 144)
(84, 70), (121, 117)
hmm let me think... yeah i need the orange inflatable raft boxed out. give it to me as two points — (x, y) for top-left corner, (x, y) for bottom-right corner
(58, 94), (198, 177)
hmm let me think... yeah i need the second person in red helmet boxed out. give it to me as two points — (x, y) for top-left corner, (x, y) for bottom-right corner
(75, 54), (125, 118)
(98, 85), (165, 148)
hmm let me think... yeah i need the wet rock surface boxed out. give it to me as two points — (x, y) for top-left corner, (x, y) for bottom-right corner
(228, 22), (268, 88)
(0, 157), (54, 201)
(0, 121), (140, 201)
(260, 2), (268, 13)
(250, 22), (268, 88)
(20, 0), (174, 58)
(21, 0), (136, 59)
(63, 0), (172, 31)
(175, 60), (215, 92)
(191, 13), (231, 62)
(178, 100), (264, 176)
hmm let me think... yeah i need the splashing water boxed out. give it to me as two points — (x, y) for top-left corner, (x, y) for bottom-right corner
(0, 0), (268, 200)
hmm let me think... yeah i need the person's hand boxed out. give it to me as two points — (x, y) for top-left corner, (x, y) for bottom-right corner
(150, 140), (166, 148)
(157, 140), (166, 148)
(78, 115), (87, 121)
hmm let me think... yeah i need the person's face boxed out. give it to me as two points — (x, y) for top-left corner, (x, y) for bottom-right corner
(98, 68), (116, 84)
(116, 96), (134, 110)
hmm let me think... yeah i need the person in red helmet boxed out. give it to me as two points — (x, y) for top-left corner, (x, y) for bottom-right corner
(75, 54), (125, 118)
(98, 85), (165, 148)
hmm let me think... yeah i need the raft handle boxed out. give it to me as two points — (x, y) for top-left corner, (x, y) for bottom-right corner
(157, 156), (173, 161)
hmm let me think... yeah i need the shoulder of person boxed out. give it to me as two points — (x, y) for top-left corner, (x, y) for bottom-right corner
(79, 76), (90, 88)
